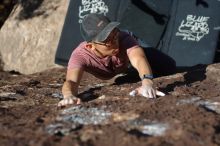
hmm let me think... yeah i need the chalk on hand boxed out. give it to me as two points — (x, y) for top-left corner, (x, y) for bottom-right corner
(156, 91), (165, 96)
(129, 90), (137, 97)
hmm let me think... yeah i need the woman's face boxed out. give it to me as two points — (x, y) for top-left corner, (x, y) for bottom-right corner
(92, 28), (120, 58)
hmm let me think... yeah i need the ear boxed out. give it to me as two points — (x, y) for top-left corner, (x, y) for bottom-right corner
(85, 43), (93, 49)
(86, 43), (95, 50)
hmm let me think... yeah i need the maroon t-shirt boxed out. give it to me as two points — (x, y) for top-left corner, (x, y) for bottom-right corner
(68, 31), (139, 79)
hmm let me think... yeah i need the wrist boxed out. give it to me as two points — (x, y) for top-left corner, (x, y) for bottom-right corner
(64, 95), (78, 101)
(141, 74), (154, 80)
(63, 93), (74, 99)
(142, 78), (153, 84)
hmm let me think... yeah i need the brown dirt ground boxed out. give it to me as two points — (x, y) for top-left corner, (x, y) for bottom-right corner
(1, 64), (220, 146)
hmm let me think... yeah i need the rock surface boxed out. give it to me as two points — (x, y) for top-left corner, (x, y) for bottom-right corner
(0, 0), (68, 74)
(1, 63), (220, 146)
(206, 63), (220, 82)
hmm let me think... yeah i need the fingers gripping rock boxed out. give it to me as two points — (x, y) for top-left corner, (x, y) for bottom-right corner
(58, 97), (81, 107)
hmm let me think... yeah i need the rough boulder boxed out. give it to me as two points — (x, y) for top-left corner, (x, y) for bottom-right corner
(0, 0), (68, 74)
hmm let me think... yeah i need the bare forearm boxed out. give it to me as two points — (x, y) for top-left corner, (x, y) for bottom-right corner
(132, 56), (152, 78)
(127, 47), (165, 99)
(62, 80), (78, 98)
(130, 54), (153, 86)
(128, 47), (153, 79)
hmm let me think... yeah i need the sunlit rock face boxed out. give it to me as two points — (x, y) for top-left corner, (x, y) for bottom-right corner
(206, 63), (220, 82)
(0, 0), (68, 74)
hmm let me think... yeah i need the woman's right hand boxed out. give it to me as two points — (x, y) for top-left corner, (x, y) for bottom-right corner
(57, 96), (81, 107)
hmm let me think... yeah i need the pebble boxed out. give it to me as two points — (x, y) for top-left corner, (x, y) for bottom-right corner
(58, 106), (111, 125)
(46, 123), (79, 136)
(125, 119), (169, 136)
(176, 96), (201, 105)
(48, 83), (62, 87)
(197, 100), (220, 114)
(98, 95), (106, 100)
(0, 92), (17, 100)
(177, 96), (220, 114)
(51, 92), (63, 99)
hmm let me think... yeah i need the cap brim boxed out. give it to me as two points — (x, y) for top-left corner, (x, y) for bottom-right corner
(93, 22), (120, 42)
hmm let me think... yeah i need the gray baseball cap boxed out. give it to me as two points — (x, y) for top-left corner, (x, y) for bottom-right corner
(80, 13), (120, 42)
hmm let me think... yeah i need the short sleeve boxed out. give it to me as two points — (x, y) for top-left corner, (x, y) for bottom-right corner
(67, 51), (86, 70)
(119, 31), (139, 54)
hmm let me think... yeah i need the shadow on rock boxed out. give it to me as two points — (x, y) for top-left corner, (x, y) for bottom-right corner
(162, 64), (207, 93)
(78, 87), (101, 102)
(114, 71), (140, 85)
(17, 0), (44, 20)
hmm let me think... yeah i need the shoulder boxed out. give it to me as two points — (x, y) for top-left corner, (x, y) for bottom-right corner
(68, 42), (89, 69)
(70, 41), (92, 58)
(119, 30), (131, 39)
(73, 41), (87, 53)
(118, 30), (139, 49)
